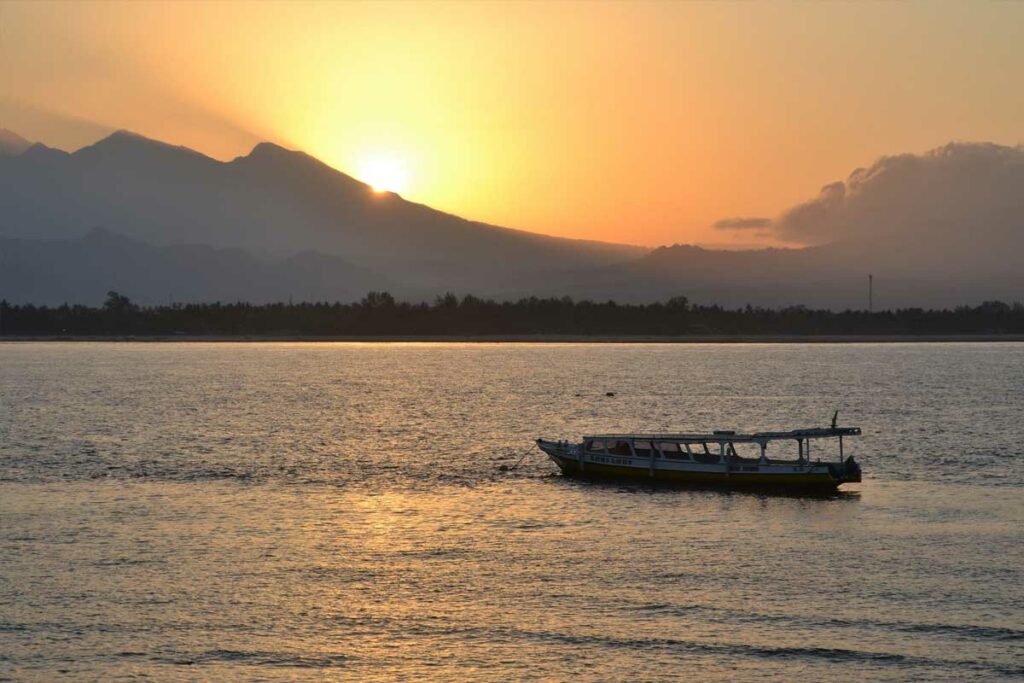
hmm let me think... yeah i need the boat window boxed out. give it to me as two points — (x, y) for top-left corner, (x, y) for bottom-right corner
(728, 442), (761, 463)
(693, 443), (721, 464)
(633, 441), (653, 457)
(606, 440), (633, 456)
(587, 440), (606, 453)
(657, 442), (690, 460)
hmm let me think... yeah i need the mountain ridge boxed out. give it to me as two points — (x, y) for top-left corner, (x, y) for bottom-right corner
(0, 127), (645, 261)
(2, 129), (1022, 308)
(0, 128), (32, 157)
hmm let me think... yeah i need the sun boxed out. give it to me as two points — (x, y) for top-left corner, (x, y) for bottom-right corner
(357, 154), (409, 194)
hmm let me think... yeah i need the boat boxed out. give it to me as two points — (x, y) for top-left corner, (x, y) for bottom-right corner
(537, 416), (862, 491)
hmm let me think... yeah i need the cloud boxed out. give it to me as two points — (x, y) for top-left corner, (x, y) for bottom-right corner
(713, 216), (772, 230)
(770, 143), (1024, 253)
(772, 182), (844, 242)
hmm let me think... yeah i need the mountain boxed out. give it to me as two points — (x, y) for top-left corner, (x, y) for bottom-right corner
(0, 128), (32, 157)
(0, 129), (646, 297)
(0, 228), (394, 305)
(2, 131), (1021, 308)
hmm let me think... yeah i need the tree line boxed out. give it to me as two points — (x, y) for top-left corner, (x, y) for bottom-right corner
(1, 291), (1023, 337)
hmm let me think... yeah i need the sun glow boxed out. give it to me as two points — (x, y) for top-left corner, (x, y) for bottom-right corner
(358, 154), (410, 194)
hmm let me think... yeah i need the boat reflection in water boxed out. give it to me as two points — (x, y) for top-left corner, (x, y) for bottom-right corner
(538, 417), (862, 492)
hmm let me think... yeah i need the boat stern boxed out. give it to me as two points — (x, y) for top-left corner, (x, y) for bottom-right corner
(827, 456), (862, 485)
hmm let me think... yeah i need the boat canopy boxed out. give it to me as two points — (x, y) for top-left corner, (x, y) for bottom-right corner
(583, 426), (860, 445)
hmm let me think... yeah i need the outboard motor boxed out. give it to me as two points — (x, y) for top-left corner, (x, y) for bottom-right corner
(826, 455), (862, 484)
(842, 455), (862, 483)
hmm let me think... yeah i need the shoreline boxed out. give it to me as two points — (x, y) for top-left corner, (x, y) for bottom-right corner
(2, 334), (1023, 343)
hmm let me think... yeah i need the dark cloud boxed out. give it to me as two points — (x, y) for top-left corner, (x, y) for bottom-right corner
(713, 216), (772, 230)
(772, 182), (844, 242)
(770, 143), (1024, 251)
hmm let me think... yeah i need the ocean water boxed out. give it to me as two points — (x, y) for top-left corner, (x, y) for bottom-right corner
(1, 342), (1022, 681)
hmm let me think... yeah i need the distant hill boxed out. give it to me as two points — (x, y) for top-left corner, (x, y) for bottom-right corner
(0, 228), (394, 305)
(560, 243), (1023, 309)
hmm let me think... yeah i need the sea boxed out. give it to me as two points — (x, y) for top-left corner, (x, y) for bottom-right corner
(1, 342), (1022, 681)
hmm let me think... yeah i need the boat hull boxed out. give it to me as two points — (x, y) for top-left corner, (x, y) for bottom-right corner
(541, 442), (848, 491)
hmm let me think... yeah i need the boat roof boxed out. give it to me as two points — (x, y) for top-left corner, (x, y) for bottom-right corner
(584, 427), (860, 443)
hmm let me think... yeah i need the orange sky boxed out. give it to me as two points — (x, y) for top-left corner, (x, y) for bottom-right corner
(2, 1), (1023, 247)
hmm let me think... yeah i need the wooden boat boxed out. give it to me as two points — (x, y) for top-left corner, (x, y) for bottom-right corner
(537, 418), (861, 491)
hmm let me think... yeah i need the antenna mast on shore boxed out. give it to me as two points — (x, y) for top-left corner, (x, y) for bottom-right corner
(868, 274), (873, 312)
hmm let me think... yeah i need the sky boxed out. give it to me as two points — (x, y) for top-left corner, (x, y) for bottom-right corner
(2, 1), (1023, 248)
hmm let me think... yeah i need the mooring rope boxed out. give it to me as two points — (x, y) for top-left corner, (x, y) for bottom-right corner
(503, 447), (535, 471)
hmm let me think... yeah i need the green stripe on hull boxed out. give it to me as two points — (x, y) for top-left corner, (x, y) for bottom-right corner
(550, 455), (839, 490)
